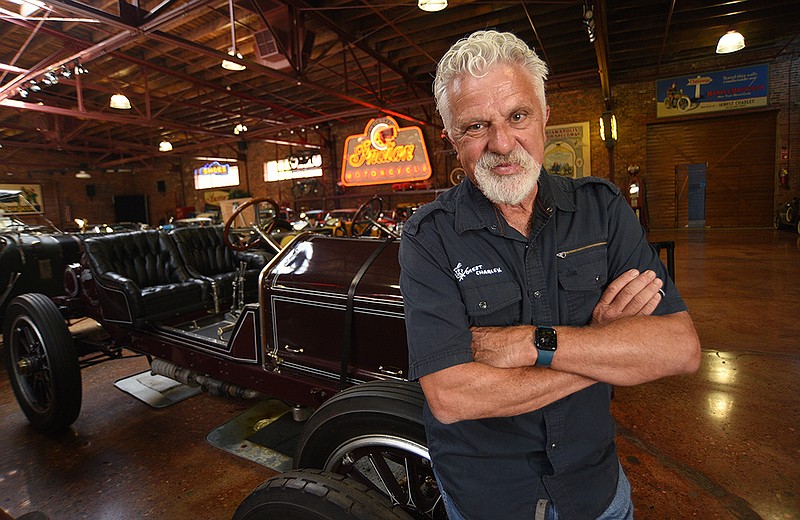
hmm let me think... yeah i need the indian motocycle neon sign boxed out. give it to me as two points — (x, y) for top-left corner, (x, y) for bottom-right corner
(341, 116), (432, 187)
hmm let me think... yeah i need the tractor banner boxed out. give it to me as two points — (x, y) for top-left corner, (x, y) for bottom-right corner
(656, 64), (768, 118)
(341, 116), (432, 187)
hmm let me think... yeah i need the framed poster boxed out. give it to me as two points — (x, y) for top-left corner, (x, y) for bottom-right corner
(656, 64), (768, 118)
(544, 122), (590, 178)
(0, 183), (44, 214)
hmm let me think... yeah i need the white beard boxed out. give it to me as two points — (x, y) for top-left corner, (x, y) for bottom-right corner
(472, 148), (541, 205)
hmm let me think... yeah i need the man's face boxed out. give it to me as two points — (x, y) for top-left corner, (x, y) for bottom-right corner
(445, 63), (549, 205)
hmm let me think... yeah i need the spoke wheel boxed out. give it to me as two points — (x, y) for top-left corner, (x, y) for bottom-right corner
(294, 381), (445, 520)
(351, 196), (383, 237)
(449, 167), (466, 186)
(233, 469), (413, 520)
(223, 197), (281, 251)
(2, 293), (81, 432)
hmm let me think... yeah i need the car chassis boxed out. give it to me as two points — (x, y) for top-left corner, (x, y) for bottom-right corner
(1, 197), (442, 519)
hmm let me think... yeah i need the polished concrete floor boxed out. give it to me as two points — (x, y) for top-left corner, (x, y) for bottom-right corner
(1, 228), (798, 520)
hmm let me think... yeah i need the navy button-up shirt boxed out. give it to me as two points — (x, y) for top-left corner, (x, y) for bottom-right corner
(399, 171), (686, 520)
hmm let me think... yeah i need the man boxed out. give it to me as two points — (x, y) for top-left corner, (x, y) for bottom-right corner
(399, 30), (700, 520)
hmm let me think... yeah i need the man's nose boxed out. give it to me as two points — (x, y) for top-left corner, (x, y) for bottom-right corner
(487, 124), (515, 155)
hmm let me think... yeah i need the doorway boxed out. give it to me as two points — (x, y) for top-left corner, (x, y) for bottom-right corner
(646, 111), (776, 228)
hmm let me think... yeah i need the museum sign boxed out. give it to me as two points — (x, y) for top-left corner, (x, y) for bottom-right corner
(340, 116), (432, 187)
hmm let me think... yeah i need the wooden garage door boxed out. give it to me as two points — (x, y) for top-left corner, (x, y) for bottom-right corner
(645, 110), (776, 228)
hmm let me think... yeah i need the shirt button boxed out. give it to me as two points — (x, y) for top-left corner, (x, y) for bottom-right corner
(550, 443), (557, 450)
(546, 206), (553, 214)
(533, 291), (541, 298)
(478, 301), (488, 309)
(595, 275), (601, 282)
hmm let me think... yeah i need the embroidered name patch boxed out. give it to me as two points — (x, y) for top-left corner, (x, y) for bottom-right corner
(453, 262), (503, 281)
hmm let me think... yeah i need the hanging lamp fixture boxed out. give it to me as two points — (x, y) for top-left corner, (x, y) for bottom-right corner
(109, 93), (131, 109)
(418, 0), (447, 11)
(715, 30), (745, 54)
(221, 0), (246, 71)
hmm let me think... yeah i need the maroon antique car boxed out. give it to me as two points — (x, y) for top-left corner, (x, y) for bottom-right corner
(2, 197), (441, 519)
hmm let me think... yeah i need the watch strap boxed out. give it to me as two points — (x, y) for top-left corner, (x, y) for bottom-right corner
(536, 348), (554, 368)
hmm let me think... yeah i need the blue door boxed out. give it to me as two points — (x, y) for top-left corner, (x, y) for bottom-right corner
(687, 163), (706, 228)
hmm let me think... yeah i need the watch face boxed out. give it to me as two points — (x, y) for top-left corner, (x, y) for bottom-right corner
(536, 327), (557, 351)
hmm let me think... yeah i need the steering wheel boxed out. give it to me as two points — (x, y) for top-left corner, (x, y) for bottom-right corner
(349, 196), (399, 238)
(223, 197), (281, 252)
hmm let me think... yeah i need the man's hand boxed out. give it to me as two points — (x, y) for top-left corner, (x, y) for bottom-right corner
(591, 269), (662, 325)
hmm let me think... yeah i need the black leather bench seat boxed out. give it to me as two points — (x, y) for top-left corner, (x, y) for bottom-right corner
(84, 230), (210, 326)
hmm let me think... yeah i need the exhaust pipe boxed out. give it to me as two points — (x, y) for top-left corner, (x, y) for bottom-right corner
(151, 358), (260, 399)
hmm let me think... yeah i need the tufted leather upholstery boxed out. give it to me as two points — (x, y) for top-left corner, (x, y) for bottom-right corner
(83, 230), (210, 325)
(169, 226), (271, 309)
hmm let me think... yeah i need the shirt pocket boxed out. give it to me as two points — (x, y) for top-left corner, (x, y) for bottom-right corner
(557, 241), (608, 325)
(461, 279), (522, 327)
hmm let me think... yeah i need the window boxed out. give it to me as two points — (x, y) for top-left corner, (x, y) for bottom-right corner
(264, 153), (323, 182)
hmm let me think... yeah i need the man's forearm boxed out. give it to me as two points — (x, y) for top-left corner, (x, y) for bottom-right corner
(471, 312), (701, 386)
(552, 312), (701, 385)
(419, 361), (596, 424)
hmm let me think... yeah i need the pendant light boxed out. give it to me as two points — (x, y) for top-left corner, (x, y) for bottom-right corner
(221, 0), (246, 71)
(716, 30), (745, 54)
(418, 0), (447, 11)
(109, 93), (131, 109)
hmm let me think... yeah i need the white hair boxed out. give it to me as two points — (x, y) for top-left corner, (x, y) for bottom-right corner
(433, 30), (549, 131)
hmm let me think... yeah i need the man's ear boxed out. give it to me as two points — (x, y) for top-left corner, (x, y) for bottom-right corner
(442, 129), (455, 146)
(544, 106), (551, 125)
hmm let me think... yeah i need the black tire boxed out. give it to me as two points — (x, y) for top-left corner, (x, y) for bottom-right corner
(294, 381), (445, 519)
(774, 214), (781, 230)
(2, 293), (82, 432)
(677, 96), (690, 111)
(232, 469), (414, 520)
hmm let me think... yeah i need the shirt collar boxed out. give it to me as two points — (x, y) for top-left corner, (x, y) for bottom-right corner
(453, 169), (577, 235)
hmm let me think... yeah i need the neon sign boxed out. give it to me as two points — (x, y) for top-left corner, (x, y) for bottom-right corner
(194, 161), (239, 190)
(341, 116), (432, 187)
(194, 161), (230, 176)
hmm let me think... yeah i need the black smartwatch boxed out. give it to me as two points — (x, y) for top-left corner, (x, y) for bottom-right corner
(534, 326), (557, 367)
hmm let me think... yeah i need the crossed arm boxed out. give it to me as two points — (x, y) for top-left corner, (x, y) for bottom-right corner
(420, 269), (701, 424)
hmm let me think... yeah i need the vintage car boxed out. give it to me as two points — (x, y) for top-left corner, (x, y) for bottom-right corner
(0, 190), (152, 323)
(1, 196), (441, 519)
(1, 190), (84, 322)
(774, 196), (800, 234)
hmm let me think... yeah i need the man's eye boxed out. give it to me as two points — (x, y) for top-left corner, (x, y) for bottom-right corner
(466, 123), (484, 132)
(511, 113), (526, 123)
